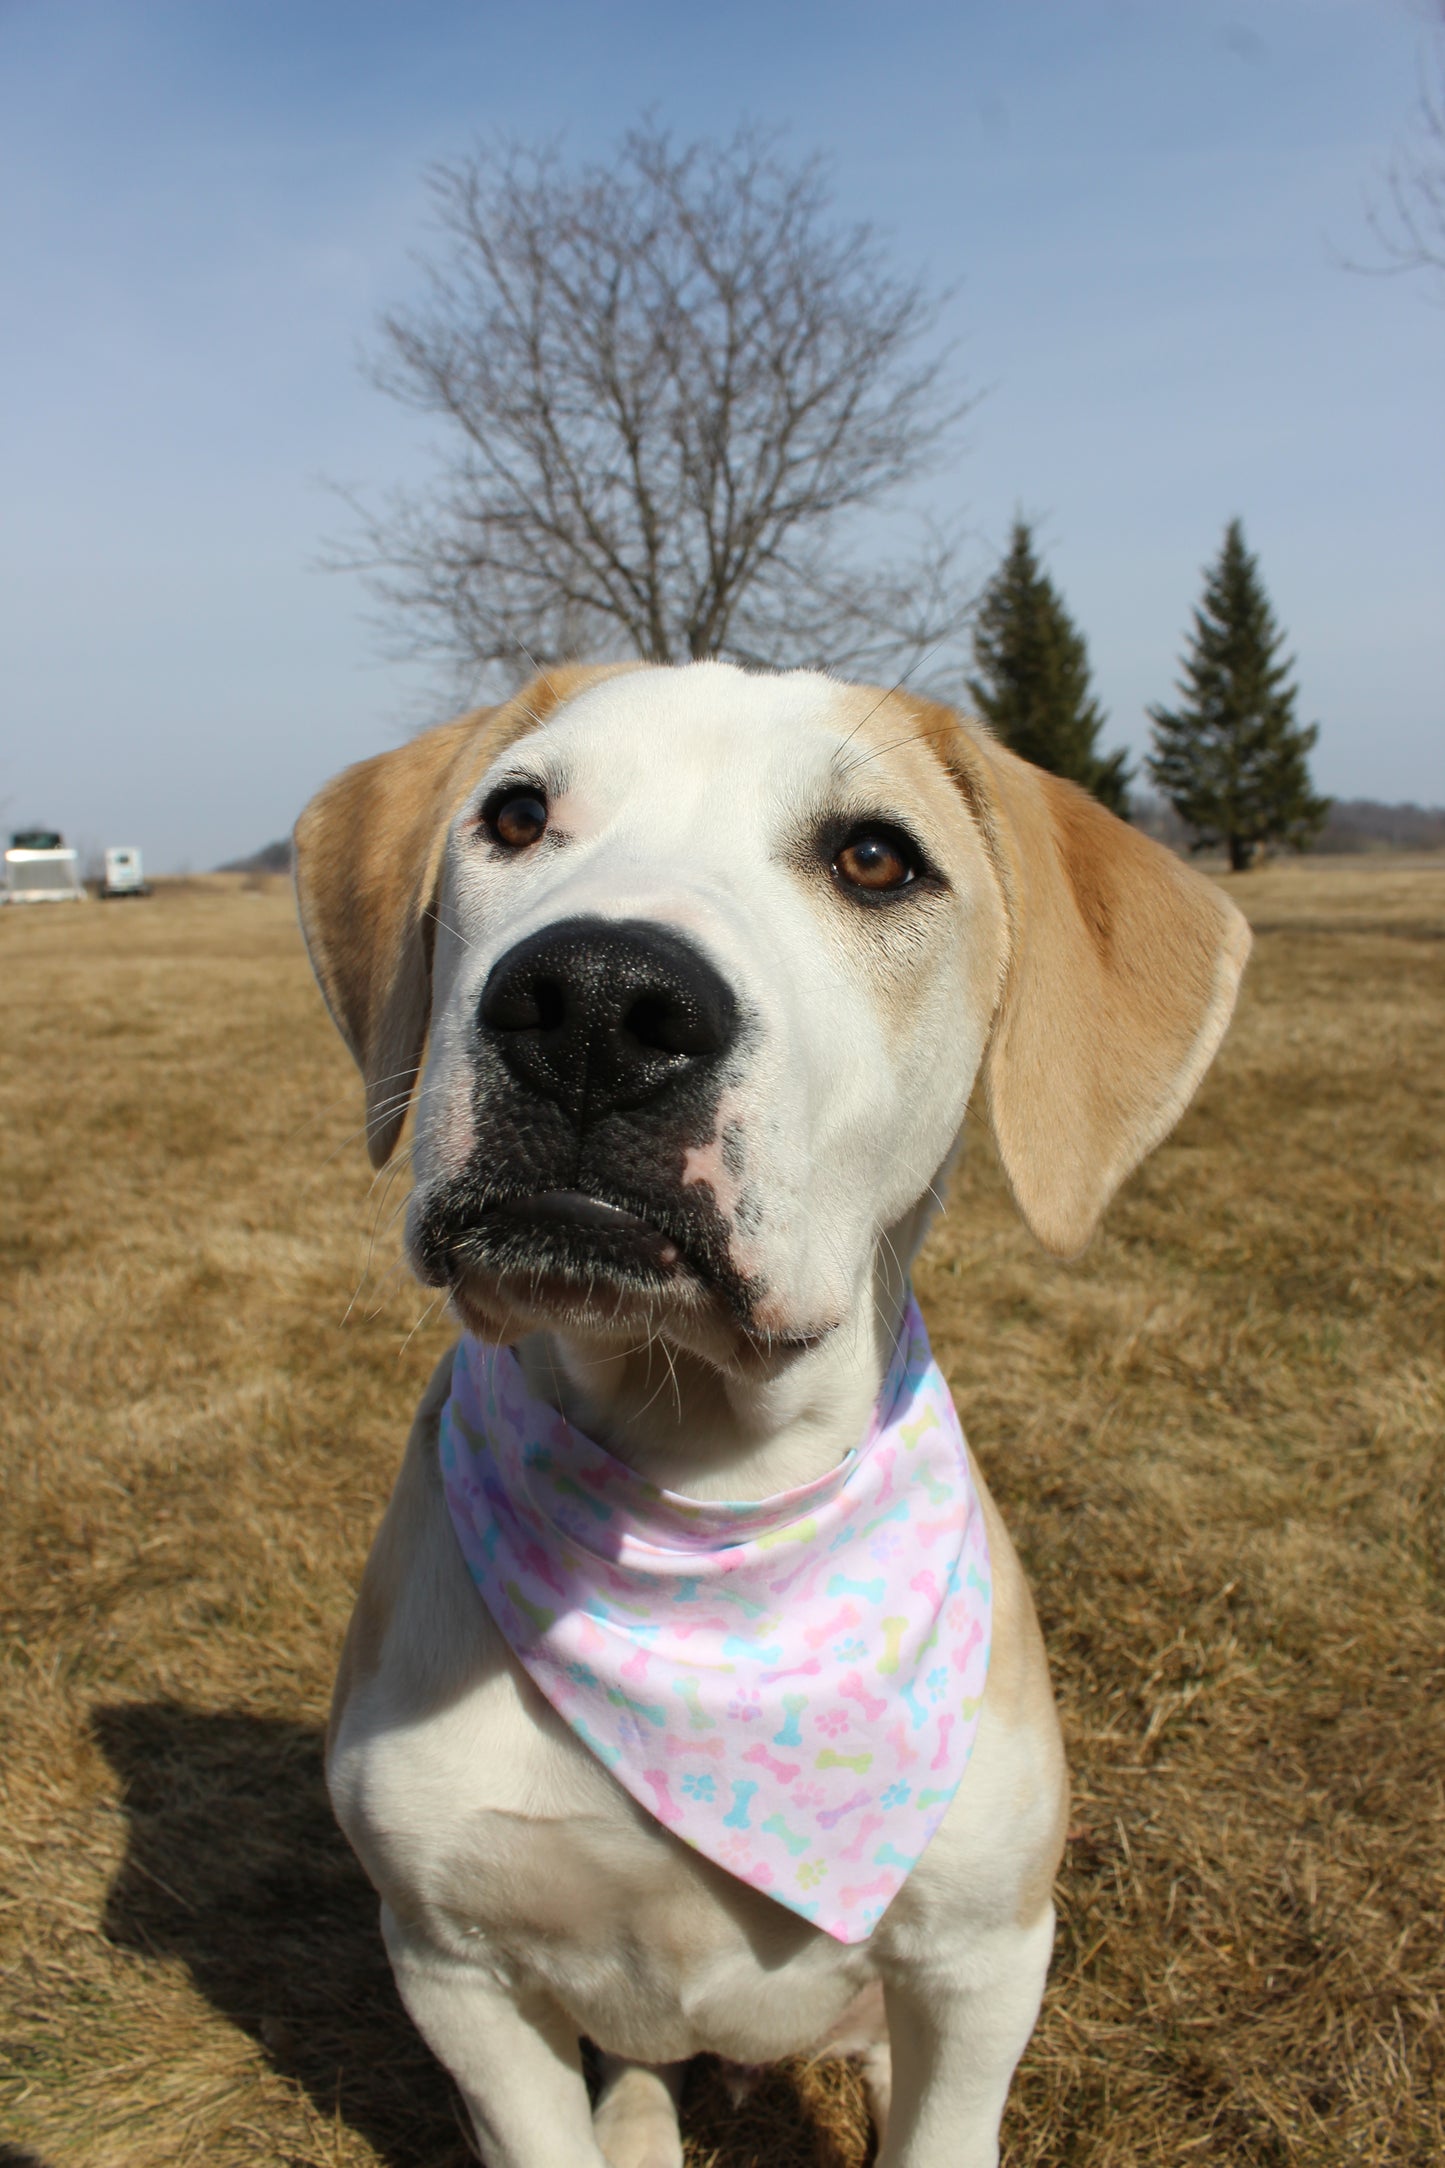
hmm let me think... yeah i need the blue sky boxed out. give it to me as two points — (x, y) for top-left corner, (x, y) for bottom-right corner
(2, 0), (1441, 870)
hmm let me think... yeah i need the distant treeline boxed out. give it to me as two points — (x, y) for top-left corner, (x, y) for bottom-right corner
(1133, 797), (1445, 856)
(218, 838), (293, 875)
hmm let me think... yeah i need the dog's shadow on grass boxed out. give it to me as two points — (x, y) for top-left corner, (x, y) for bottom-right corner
(92, 1701), (471, 2168)
(92, 1701), (855, 2168)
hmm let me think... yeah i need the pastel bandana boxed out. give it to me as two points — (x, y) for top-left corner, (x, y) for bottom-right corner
(439, 1299), (991, 1942)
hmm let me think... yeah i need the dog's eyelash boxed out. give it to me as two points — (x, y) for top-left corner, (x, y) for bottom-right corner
(474, 776), (547, 815)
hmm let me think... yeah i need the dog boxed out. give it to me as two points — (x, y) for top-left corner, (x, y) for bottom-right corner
(294, 661), (1249, 2168)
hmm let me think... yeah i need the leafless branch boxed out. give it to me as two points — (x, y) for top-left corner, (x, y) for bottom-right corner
(329, 123), (975, 694)
(1363, 13), (1445, 292)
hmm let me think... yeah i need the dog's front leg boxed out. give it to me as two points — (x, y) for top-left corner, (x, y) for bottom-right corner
(382, 1906), (605, 2168)
(876, 1906), (1055, 2168)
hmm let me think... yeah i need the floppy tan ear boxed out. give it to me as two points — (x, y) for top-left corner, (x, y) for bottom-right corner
(293, 709), (502, 1168)
(293, 664), (636, 1168)
(946, 724), (1251, 1257)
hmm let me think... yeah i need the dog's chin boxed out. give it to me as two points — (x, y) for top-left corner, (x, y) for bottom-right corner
(447, 1267), (691, 1351)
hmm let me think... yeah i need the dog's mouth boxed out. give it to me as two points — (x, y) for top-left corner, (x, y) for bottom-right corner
(411, 1176), (746, 1320)
(478, 1188), (684, 1270)
(411, 1180), (831, 1358)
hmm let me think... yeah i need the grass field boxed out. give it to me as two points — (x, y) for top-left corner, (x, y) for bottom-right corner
(2, 855), (1442, 2168)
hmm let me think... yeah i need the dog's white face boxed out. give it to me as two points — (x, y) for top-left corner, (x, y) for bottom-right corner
(296, 659), (1249, 1381)
(406, 663), (1007, 1368)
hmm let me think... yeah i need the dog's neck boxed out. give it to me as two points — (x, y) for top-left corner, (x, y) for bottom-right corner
(512, 1204), (937, 1501)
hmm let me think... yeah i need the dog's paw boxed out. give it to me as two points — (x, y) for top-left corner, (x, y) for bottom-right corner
(592, 2057), (684, 2168)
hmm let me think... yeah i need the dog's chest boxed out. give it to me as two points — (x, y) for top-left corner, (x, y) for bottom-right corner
(331, 1653), (879, 2065)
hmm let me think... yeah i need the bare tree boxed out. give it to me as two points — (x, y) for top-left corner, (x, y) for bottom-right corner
(337, 124), (973, 690)
(1366, 10), (1445, 291)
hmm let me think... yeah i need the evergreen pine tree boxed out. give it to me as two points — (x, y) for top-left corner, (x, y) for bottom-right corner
(967, 518), (1132, 815)
(1148, 520), (1328, 871)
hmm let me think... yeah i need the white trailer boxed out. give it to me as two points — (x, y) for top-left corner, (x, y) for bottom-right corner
(102, 846), (148, 898)
(3, 832), (85, 905)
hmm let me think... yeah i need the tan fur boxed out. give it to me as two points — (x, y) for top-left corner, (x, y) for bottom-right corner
(968, 1469), (1070, 1927)
(952, 719), (1250, 1255)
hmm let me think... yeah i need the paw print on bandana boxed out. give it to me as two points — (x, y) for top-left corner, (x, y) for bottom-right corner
(565, 1661), (598, 1690)
(869, 1530), (902, 1563)
(718, 1832), (751, 1867)
(791, 1784), (825, 1810)
(926, 1665), (949, 1702)
(881, 1780), (912, 1809)
(834, 1637), (865, 1661)
(681, 1771), (716, 1802)
(815, 1708), (850, 1738)
(797, 1859), (829, 1889)
(727, 1688), (763, 1722)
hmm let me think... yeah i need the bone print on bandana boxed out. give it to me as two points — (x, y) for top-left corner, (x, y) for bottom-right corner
(439, 1298), (991, 1942)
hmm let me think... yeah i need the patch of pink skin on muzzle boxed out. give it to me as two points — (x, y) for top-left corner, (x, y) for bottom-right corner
(681, 1134), (741, 1222)
(681, 1118), (767, 1280)
(681, 1117), (839, 1340)
(680, 1126), (773, 1305)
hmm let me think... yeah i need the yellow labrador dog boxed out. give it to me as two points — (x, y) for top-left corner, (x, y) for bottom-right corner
(295, 662), (1248, 2168)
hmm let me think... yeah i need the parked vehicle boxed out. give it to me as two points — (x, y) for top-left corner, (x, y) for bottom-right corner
(102, 846), (149, 898)
(3, 830), (85, 905)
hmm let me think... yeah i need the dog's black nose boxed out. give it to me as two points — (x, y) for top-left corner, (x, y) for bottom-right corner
(479, 917), (739, 1122)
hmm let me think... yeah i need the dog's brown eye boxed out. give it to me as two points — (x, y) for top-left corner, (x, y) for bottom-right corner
(834, 827), (917, 894)
(485, 787), (548, 850)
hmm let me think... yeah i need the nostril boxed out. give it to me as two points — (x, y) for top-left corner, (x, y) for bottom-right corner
(626, 992), (683, 1054)
(624, 990), (723, 1058)
(482, 973), (568, 1035)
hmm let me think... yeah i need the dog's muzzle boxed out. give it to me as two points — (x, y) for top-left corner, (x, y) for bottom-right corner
(411, 916), (756, 1320)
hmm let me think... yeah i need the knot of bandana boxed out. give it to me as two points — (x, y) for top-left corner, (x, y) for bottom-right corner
(440, 1298), (991, 1942)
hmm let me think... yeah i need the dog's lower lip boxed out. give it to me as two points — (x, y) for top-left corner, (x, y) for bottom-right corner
(484, 1191), (680, 1264)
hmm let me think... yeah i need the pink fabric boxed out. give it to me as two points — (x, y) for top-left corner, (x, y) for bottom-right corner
(440, 1299), (991, 1942)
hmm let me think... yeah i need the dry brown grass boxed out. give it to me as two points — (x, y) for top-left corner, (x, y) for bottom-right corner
(2, 857), (1441, 2167)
